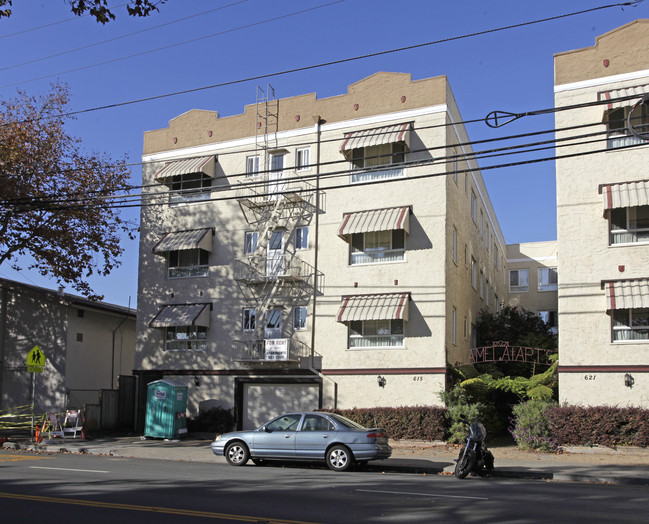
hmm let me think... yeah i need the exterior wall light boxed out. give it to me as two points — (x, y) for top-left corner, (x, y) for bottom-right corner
(193, 375), (201, 387)
(377, 375), (386, 388)
(624, 373), (634, 388)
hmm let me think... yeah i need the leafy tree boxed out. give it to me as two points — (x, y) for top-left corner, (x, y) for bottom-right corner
(0, 0), (167, 24)
(0, 83), (136, 300)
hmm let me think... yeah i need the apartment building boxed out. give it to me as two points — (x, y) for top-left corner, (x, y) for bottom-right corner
(554, 20), (649, 407)
(506, 242), (559, 333)
(135, 72), (509, 428)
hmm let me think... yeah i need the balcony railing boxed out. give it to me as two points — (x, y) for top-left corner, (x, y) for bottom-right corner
(233, 337), (311, 362)
(236, 171), (315, 206)
(233, 254), (318, 285)
(351, 166), (404, 184)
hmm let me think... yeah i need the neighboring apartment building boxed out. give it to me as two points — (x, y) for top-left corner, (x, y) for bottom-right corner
(506, 242), (559, 333)
(136, 72), (511, 429)
(554, 20), (649, 407)
(0, 278), (136, 412)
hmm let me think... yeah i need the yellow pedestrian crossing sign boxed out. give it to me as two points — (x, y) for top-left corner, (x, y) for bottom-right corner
(27, 345), (46, 373)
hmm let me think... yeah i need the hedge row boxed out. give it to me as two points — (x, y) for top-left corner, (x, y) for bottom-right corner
(545, 405), (649, 448)
(332, 406), (447, 441)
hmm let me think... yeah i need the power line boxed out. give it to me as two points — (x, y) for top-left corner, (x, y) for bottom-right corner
(0, 1), (250, 72)
(0, 0), (345, 89)
(2, 1), (639, 121)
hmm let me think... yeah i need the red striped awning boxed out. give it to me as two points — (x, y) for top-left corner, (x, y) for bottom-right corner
(601, 179), (649, 211)
(340, 122), (411, 158)
(154, 156), (216, 181)
(338, 206), (410, 238)
(605, 279), (649, 310)
(336, 293), (410, 323)
(598, 84), (649, 110)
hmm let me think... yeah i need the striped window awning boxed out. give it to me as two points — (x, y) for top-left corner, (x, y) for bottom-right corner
(339, 122), (412, 159)
(149, 303), (211, 328)
(336, 293), (410, 323)
(601, 179), (649, 210)
(153, 228), (213, 254)
(598, 84), (649, 110)
(154, 156), (216, 181)
(605, 279), (649, 310)
(338, 206), (410, 238)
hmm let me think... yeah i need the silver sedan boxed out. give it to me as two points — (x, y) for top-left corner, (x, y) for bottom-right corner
(211, 411), (392, 472)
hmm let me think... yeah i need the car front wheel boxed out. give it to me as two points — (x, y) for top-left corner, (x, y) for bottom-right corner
(326, 445), (353, 472)
(225, 441), (250, 466)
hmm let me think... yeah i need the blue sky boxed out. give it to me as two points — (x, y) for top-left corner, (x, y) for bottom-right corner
(1, 0), (647, 306)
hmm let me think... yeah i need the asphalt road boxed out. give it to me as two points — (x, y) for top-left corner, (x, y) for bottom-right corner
(1, 450), (648, 523)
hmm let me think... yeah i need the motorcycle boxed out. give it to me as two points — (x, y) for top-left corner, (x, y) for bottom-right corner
(454, 415), (494, 479)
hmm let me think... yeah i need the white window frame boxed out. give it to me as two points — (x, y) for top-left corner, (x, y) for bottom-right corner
(165, 326), (207, 351)
(471, 190), (477, 224)
(296, 148), (310, 171)
(167, 248), (209, 278)
(609, 206), (649, 245)
(295, 226), (309, 250)
(509, 269), (529, 293)
(452, 227), (458, 264)
(452, 307), (457, 345)
(169, 173), (211, 204)
(538, 267), (558, 292)
(605, 104), (649, 149)
(350, 230), (405, 265)
(348, 319), (404, 349)
(349, 142), (406, 183)
(293, 306), (308, 331)
(471, 257), (477, 290)
(612, 308), (649, 342)
(246, 155), (260, 177)
(244, 231), (259, 255)
(242, 308), (257, 332)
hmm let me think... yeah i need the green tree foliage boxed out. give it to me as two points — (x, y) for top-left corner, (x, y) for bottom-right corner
(477, 305), (557, 350)
(0, 83), (136, 300)
(439, 385), (485, 444)
(0, 1), (167, 24)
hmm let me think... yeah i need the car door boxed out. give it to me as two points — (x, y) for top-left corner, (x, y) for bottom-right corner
(294, 414), (337, 459)
(252, 413), (301, 458)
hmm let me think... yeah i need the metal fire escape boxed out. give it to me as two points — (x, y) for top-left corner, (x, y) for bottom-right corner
(233, 85), (322, 364)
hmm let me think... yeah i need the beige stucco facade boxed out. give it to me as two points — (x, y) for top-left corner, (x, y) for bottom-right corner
(0, 278), (136, 412)
(554, 20), (649, 407)
(136, 73), (512, 428)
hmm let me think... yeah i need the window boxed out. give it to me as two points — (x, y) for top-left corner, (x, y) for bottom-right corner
(76, 333), (83, 342)
(471, 190), (477, 224)
(471, 257), (477, 289)
(350, 230), (405, 265)
(169, 173), (211, 204)
(267, 414), (301, 432)
(479, 270), (484, 299)
(539, 311), (558, 335)
(301, 414), (334, 431)
(77, 309), (84, 318)
(494, 245), (499, 270)
(509, 269), (529, 293)
(244, 231), (259, 255)
(605, 104), (649, 148)
(242, 308), (256, 332)
(480, 209), (484, 239)
(165, 326), (207, 351)
(538, 267), (558, 291)
(452, 307), (457, 345)
(246, 155), (260, 176)
(168, 249), (209, 278)
(464, 317), (468, 339)
(610, 206), (649, 245)
(350, 142), (405, 183)
(295, 226), (309, 250)
(452, 227), (458, 264)
(296, 148), (310, 170)
(495, 294), (500, 313)
(613, 308), (649, 341)
(464, 244), (468, 267)
(349, 319), (404, 348)
(293, 306), (307, 331)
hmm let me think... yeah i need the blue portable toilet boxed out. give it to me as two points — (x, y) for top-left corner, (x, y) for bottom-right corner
(144, 379), (188, 439)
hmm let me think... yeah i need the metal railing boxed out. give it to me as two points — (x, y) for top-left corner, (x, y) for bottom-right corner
(233, 337), (311, 362)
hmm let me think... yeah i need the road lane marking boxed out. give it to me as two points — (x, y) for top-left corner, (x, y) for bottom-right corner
(357, 489), (489, 500)
(0, 455), (55, 463)
(0, 492), (321, 523)
(29, 466), (109, 473)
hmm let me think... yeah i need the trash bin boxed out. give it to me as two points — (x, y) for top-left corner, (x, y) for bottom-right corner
(144, 379), (188, 439)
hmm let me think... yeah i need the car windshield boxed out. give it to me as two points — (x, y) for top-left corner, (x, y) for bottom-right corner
(329, 413), (364, 429)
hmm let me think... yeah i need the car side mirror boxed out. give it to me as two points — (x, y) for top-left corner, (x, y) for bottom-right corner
(263, 426), (271, 433)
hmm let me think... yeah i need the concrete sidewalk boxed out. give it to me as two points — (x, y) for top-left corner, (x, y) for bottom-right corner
(2, 433), (649, 486)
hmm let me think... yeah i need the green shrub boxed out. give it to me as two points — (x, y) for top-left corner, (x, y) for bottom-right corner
(510, 399), (558, 452)
(330, 406), (446, 441)
(545, 405), (649, 448)
(439, 385), (484, 444)
(187, 407), (235, 434)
